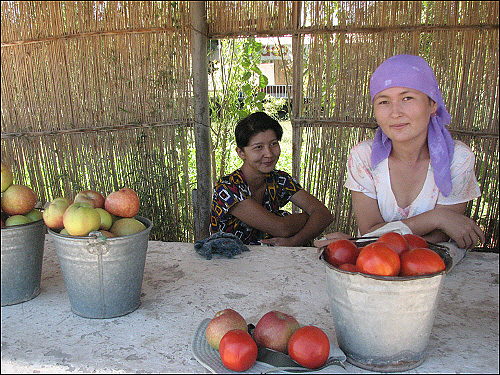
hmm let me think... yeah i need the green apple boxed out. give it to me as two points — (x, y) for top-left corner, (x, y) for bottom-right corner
(95, 208), (113, 230)
(62, 202), (101, 236)
(110, 218), (146, 237)
(60, 228), (70, 235)
(43, 197), (72, 230)
(1, 162), (14, 193)
(25, 209), (43, 222)
(1, 184), (37, 215)
(5, 214), (31, 226)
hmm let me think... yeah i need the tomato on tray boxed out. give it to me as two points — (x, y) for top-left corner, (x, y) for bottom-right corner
(400, 247), (446, 276)
(288, 326), (330, 369)
(323, 239), (359, 267)
(356, 242), (401, 276)
(219, 329), (258, 372)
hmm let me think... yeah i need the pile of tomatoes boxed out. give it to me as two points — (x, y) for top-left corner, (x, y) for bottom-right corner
(323, 232), (446, 277)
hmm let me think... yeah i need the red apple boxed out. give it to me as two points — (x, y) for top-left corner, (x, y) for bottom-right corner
(205, 308), (248, 350)
(253, 310), (300, 354)
(99, 230), (116, 238)
(62, 202), (101, 236)
(43, 197), (72, 230)
(104, 188), (140, 218)
(1, 184), (37, 215)
(74, 190), (105, 208)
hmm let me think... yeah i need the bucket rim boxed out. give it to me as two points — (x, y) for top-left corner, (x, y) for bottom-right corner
(319, 241), (453, 281)
(1, 218), (45, 231)
(48, 216), (152, 240)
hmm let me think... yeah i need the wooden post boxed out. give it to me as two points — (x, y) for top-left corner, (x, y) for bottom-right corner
(291, 1), (303, 213)
(191, 1), (211, 241)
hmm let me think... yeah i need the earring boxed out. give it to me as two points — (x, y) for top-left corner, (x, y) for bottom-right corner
(431, 112), (437, 117)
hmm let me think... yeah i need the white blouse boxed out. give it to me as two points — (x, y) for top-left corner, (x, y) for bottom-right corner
(344, 139), (481, 223)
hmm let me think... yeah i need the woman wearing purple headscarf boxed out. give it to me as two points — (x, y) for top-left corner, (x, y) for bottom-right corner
(316, 55), (484, 260)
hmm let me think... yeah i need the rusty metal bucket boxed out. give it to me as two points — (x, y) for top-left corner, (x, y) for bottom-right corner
(48, 216), (152, 319)
(1, 219), (46, 306)
(321, 244), (452, 372)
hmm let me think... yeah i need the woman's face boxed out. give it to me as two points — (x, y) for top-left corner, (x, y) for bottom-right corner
(237, 129), (281, 175)
(373, 86), (438, 144)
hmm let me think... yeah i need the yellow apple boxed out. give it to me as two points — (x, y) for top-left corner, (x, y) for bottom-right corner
(95, 207), (113, 230)
(62, 202), (101, 236)
(43, 197), (72, 230)
(110, 218), (146, 237)
(1, 184), (37, 215)
(1, 162), (14, 193)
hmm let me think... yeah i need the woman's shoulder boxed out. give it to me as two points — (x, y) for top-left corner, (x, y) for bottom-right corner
(216, 169), (245, 186)
(451, 140), (476, 165)
(350, 139), (374, 155)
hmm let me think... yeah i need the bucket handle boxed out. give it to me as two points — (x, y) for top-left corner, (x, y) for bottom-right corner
(86, 231), (109, 255)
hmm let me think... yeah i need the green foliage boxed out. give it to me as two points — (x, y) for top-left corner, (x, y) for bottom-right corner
(208, 38), (276, 180)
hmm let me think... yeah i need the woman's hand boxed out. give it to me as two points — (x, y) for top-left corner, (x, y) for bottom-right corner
(313, 232), (351, 248)
(431, 207), (485, 250)
(260, 236), (299, 247)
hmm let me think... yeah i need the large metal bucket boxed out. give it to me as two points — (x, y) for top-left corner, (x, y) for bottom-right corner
(321, 244), (452, 372)
(48, 216), (152, 319)
(1, 219), (46, 306)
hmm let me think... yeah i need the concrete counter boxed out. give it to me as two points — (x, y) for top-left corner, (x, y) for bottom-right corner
(1, 239), (499, 373)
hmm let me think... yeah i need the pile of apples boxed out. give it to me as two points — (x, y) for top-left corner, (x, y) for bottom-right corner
(43, 187), (146, 238)
(205, 308), (331, 371)
(1, 162), (42, 227)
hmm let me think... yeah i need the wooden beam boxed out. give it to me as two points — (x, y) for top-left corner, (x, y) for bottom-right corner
(191, 1), (211, 241)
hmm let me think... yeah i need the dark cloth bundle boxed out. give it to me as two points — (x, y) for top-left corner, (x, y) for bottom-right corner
(194, 232), (250, 260)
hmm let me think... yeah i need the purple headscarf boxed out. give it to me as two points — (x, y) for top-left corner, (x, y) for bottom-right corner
(369, 54), (455, 197)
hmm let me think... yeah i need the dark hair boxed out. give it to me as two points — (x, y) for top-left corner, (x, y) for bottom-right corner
(235, 112), (283, 149)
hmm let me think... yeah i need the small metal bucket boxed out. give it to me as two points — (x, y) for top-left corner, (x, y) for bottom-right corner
(321, 243), (452, 372)
(48, 216), (152, 319)
(1, 219), (46, 306)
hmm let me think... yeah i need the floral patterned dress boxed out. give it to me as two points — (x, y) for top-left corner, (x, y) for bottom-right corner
(210, 169), (302, 245)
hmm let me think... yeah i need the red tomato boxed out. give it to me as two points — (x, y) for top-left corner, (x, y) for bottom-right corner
(288, 326), (330, 369)
(356, 242), (401, 276)
(338, 263), (358, 272)
(219, 329), (257, 372)
(403, 234), (429, 250)
(400, 248), (446, 276)
(324, 239), (360, 267)
(376, 232), (409, 255)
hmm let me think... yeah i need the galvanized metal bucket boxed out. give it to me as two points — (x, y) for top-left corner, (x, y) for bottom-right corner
(321, 244), (452, 372)
(48, 216), (152, 319)
(1, 219), (46, 306)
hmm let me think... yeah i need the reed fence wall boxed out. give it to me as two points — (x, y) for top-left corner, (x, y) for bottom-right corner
(2, 1), (498, 249)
